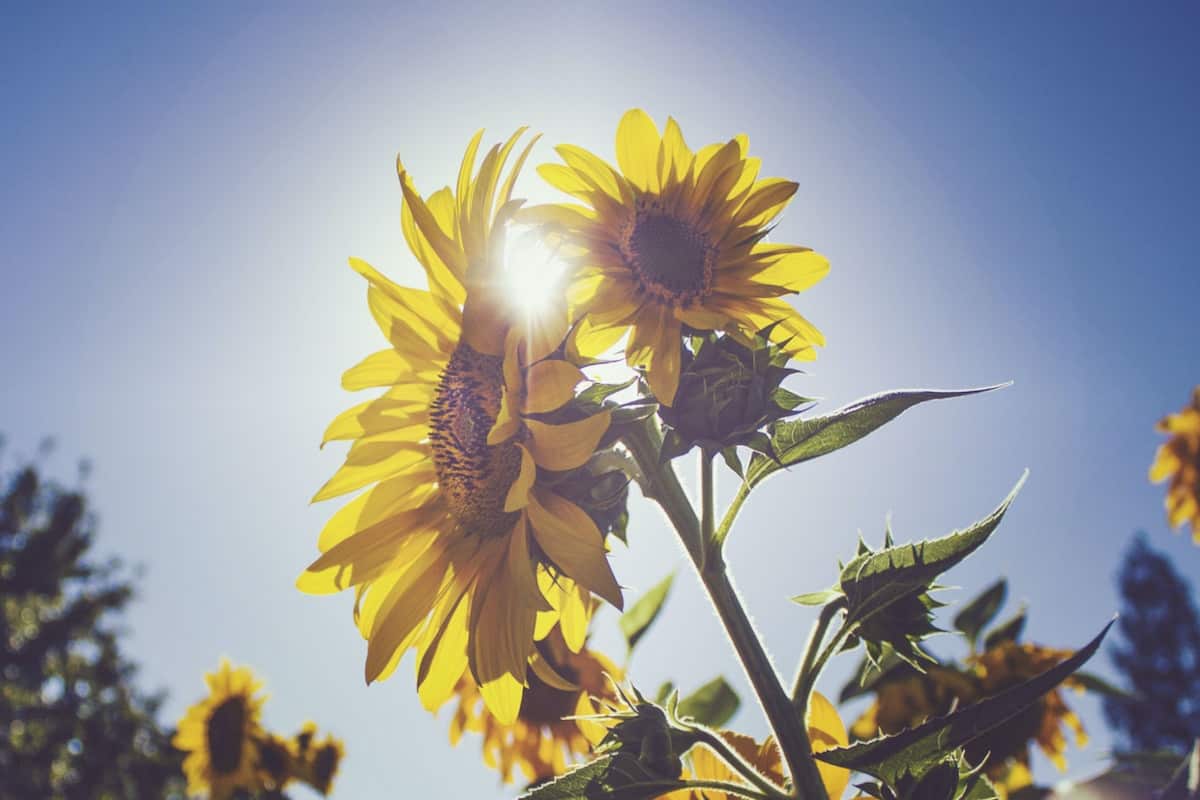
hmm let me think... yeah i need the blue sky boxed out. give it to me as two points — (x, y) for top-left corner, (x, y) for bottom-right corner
(3, 2), (1199, 797)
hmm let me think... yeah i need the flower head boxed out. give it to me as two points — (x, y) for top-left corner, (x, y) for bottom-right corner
(301, 129), (623, 724)
(446, 626), (621, 783)
(525, 109), (828, 405)
(172, 660), (267, 799)
(1150, 387), (1200, 542)
(852, 643), (1087, 793)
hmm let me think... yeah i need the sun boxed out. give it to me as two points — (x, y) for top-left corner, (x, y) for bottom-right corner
(501, 225), (567, 318)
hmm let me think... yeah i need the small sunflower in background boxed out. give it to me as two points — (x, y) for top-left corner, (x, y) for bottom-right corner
(301, 128), (623, 725)
(298, 731), (346, 796)
(664, 692), (849, 800)
(1150, 386), (1200, 542)
(851, 642), (1088, 796)
(523, 109), (828, 405)
(174, 662), (344, 798)
(445, 626), (620, 784)
(173, 660), (266, 799)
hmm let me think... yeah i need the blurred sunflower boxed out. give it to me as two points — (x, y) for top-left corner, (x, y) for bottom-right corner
(852, 644), (1087, 796)
(666, 692), (849, 799)
(446, 626), (620, 783)
(303, 733), (345, 795)
(253, 733), (295, 793)
(300, 128), (622, 724)
(1150, 387), (1200, 542)
(173, 660), (266, 799)
(523, 109), (828, 405)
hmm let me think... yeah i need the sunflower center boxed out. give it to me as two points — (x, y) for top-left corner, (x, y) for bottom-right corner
(518, 660), (581, 727)
(619, 200), (716, 306)
(206, 697), (246, 775)
(430, 344), (522, 538)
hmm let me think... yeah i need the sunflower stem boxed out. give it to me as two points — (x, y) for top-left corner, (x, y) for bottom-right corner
(699, 563), (827, 800)
(790, 597), (848, 716)
(692, 727), (793, 799)
(624, 420), (826, 799)
(622, 417), (704, 567)
(712, 478), (751, 550)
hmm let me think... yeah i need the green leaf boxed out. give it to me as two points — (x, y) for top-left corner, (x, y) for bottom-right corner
(982, 607), (1026, 649)
(745, 385), (1008, 488)
(619, 573), (676, 652)
(676, 676), (740, 728)
(1070, 670), (1140, 701)
(953, 579), (1007, 649)
(517, 751), (687, 800)
(791, 588), (843, 606)
(839, 474), (1027, 657)
(815, 620), (1114, 785)
(1157, 740), (1200, 800)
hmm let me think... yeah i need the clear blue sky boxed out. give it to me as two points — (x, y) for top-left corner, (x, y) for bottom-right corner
(3, 2), (1199, 797)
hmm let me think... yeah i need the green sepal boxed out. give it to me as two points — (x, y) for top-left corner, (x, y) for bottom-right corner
(837, 474), (1027, 665)
(619, 572), (675, 653)
(982, 607), (1027, 649)
(792, 588), (843, 606)
(676, 676), (740, 728)
(719, 446), (744, 478)
(814, 620), (1113, 786)
(953, 579), (1007, 650)
(1070, 670), (1141, 701)
(745, 385), (1009, 488)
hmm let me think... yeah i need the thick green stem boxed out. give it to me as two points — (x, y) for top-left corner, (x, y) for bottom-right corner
(623, 420), (827, 799)
(790, 597), (848, 714)
(701, 564), (827, 800)
(622, 418), (704, 567)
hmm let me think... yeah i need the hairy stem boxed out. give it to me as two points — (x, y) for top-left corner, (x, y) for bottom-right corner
(713, 477), (751, 550)
(791, 597), (848, 714)
(623, 420), (827, 798)
(694, 727), (794, 799)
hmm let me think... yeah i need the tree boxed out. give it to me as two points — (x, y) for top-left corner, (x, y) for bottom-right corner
(0, 442), (185, 799)
(1105, 533), (1200, 753)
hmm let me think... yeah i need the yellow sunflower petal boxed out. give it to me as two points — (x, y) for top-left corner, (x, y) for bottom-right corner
(526, 411), (611, 472)
(417, 582), (472, 712)
(527, 488), (622, 609)
(615, 109), (661, 193)
(807, 691), (850, 800)
(523, 360), (585, 414)
(504, 444), (536, 512)
(487, 388), (521, 446)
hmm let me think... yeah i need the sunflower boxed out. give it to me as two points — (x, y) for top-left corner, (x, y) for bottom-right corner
(302, 733), (345, 795)
(300, 128), (623, 725)
(446, 625), (620, 783)
(253, 733), (295, 793)
(852, 644), (1087, 794)
(523, 109), (828, 405)
(1150, 386), (1200, 542)
(172, 660), (266, 799)
(665, 692), (849, 800)
(969, 642), (1088, 777)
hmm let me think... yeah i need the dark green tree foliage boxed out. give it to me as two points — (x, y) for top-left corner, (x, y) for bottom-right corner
(0, 448), (184, 799)
(1104, 534), (1200, 753)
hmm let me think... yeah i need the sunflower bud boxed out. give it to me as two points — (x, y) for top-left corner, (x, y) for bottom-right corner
(657, 328), (810, 466)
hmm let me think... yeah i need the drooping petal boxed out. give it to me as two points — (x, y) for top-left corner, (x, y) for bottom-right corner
(523, 360), (585, 414)
(504, 444), (536, 512)
(526, 411), (611, 472)
(527, 488), (622, 609)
